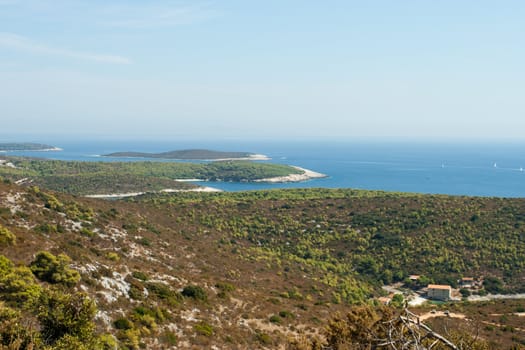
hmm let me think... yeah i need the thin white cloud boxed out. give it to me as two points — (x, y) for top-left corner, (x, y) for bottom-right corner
(104, 3), (220, 28)
(0, 32), (131, 64)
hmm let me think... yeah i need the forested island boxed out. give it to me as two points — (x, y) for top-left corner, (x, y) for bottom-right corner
(103, 149), (269, 160)
(0, 142), (61, 151)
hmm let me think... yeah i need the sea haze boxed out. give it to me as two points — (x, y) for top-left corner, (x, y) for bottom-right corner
(5, 140), (525, 198)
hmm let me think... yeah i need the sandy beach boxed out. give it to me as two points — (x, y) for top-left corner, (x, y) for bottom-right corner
(86, 192), (146, 199)
(212, 154), (270, 161)
(254, 166), (327, 183)
(160, 187), (222, 193)
(173, 178), (206, 182)
(35, 147), (63, 152)
(85, 186), (222, 199)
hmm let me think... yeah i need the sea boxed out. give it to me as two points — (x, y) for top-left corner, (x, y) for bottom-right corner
(4, 139), (525, 198)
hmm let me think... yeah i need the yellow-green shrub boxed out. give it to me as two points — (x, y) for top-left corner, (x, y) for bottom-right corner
(0, 225), (15, 246)
(30, 251), (80, 287)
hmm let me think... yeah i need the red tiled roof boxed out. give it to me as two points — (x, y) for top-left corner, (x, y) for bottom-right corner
(427, 284), (451, 290)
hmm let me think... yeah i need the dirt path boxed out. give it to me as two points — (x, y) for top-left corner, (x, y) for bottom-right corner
(419, 311), (467, 321)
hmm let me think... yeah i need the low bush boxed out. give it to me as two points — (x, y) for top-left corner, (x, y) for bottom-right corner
(182, 285), (207, 302)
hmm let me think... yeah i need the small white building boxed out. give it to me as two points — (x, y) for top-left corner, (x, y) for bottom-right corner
(427, 284), (452, 301)
(409, 275), (420, 281)
(460, 277), (474, 288)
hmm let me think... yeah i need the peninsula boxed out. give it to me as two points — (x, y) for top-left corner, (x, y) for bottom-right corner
(0, 142), (61, 152)
(103, 149), (270, 161)
(0, 157), (321, 196)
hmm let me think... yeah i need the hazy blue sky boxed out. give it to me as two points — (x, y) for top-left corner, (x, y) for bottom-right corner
(1, 1), (524, 141)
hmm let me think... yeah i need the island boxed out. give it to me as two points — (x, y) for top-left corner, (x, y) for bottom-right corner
(0, 142), (61, 151)
(103, 149), (270, 161)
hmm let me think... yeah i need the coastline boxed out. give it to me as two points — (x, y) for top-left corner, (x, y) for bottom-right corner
(35, 147), (63, 152)
(254, 166), (327, 183)
(85, 186), (222, 199)
(0, 146), (63, 152)
(99, 153), (270, 161)
(211, 154), (270, 161)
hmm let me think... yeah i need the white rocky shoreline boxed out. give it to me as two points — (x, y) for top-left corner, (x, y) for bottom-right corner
(85, 186), (222, 199)
(84, 166), (326, 198)
(99, 153), (270, 161)
(254, 166), (327, 183)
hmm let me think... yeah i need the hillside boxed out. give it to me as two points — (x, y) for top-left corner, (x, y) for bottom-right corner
(103, 149), (263, 160)
(1, 179), (525, 348)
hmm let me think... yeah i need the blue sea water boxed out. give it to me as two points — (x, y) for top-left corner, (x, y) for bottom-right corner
(4, 140), (525, 198)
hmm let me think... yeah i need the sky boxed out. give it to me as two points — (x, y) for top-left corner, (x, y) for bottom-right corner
(1, 0), (524, 141)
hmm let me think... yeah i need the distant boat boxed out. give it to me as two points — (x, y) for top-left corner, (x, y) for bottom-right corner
(441, 163), (445, 168)
(493, 162), (497, 168)
(520, 167), (524, 172)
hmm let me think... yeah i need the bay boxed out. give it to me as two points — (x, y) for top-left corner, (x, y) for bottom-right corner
(5, 139), (525, 198)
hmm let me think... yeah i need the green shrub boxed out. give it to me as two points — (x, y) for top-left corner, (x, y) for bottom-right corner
(269, 314), (282, 324)
(0, 225), (16, 246)
(256, 332), (272, 345)
(137, 237), (151, 246)
(0, 266), (41, 304)
(391, 294), (404, 308)
(97, 334), (119, 350)
(30, 251), (80, 287)
(36, 289), (97, 346)
(0, 302), (40, 348)
(131, 271), (149, 281)
(215, 282), (235, 292)
(35, 223), (58, 234)
(459, 288), (471, 297)
(279, 310), (294, 319)
(114, 317), (134, 330)
(484, 276), (505, 294)
(80, 227), (95, 237)
(132, 305), (165, 322)
(106, 252), (120, 262)
(146, 282), (182, 305)
(51, 334), (91, 350)
(162, 331), (178, 346)
(128, 285), (145, 300)
(43, 193), (63, 211)
(215, 281), (235, 299)
(0, 255), (14, 274)
(117, 328), (140, 350)
(194, 322), (214, 337)
(182, 285), (208, 302)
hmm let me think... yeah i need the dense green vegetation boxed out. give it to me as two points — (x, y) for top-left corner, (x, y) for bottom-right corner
(0, 254), (111, 349)
(136, 189), (525, 293)
(103, 149), (255, 159)
(0, 157), (302, 195)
